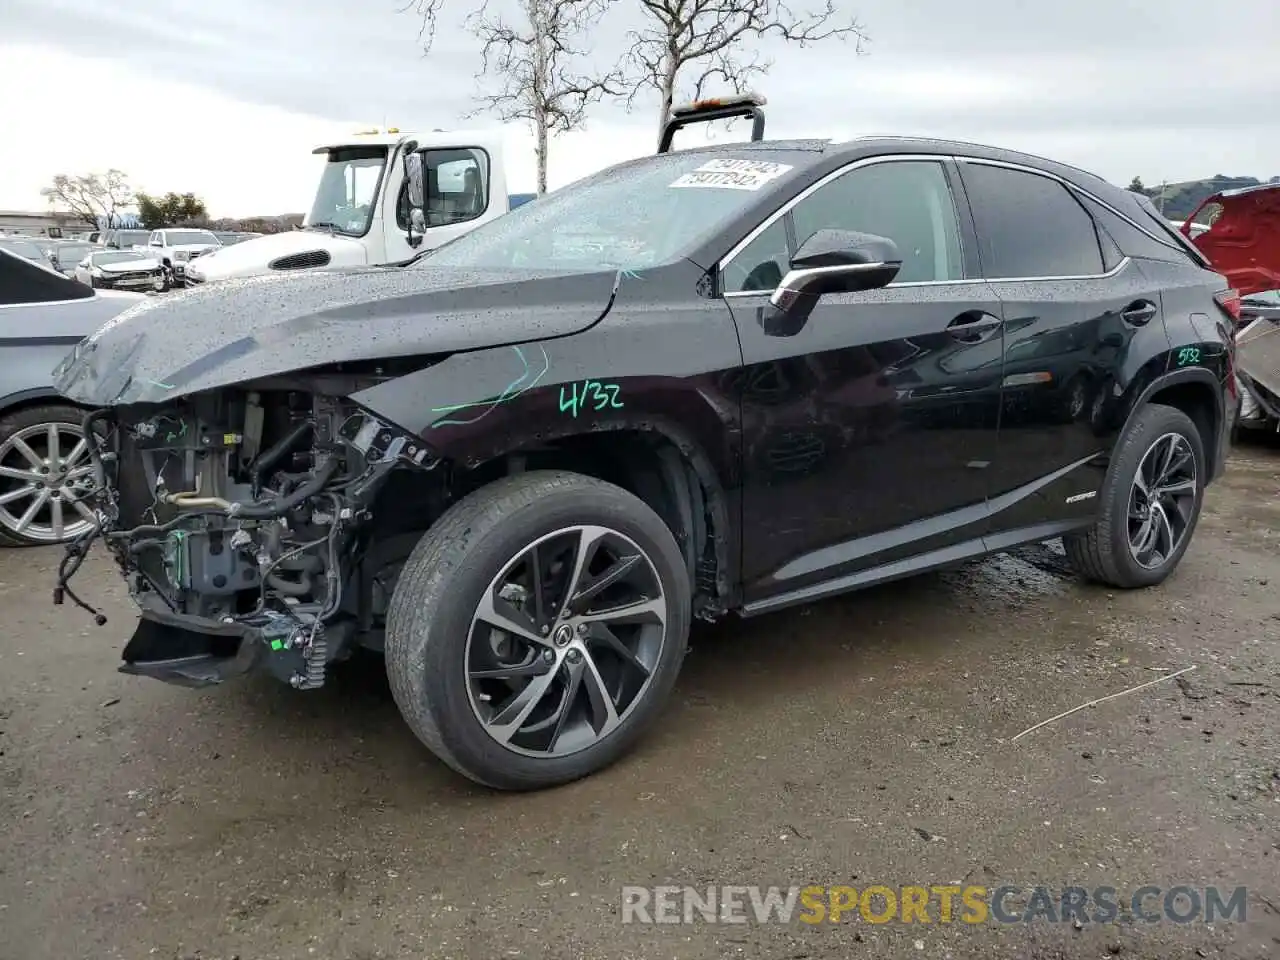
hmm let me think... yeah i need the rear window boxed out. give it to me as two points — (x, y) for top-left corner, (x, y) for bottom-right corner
(1133, 197), (1211, 267)
(960, 163), (1105, 279)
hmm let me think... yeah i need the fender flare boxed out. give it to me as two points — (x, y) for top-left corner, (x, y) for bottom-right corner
(1121, 365), (1226, 479)
(572, 414), (735, 612)
(468, 412), (737, 613)
(0, 386), (78, 415)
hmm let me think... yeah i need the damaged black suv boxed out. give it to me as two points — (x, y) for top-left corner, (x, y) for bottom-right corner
(53, 96), (1235, 790)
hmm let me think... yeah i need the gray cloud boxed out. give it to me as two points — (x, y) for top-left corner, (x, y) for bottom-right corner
(8, 0), (1280, 182)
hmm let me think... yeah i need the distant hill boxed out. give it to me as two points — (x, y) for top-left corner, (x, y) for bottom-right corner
(1143, 175), (1280, 221)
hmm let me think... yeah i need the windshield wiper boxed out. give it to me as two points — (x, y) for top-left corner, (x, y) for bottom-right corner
(306, 222), (348, 236)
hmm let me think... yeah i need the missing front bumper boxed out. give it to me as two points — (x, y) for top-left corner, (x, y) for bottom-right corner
(119, 606), (309, 689)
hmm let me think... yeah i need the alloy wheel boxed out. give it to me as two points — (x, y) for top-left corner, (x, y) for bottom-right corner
(464, 524), (668, 758)
(0, 422), (97, 543)
(1127, 431), (1197, 570)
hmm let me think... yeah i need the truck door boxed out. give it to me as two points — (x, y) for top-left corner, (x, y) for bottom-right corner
(382, 146), (506, 262)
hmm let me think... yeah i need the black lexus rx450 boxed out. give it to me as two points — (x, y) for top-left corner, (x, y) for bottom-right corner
(52, 97), (1234, 790)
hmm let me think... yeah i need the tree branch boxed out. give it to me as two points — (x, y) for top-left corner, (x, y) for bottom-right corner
(399, 0), (446, 52)
(40, 170), (135, 228)
(462, 0), (619, 192)
(622, 0), (869, 133)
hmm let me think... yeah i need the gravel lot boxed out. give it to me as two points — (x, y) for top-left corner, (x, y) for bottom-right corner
(2, 444), (1279, 960)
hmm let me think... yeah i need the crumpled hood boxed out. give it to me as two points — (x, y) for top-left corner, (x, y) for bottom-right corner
(52, 263), (619, 406)
(1184, 183), (1280, 297)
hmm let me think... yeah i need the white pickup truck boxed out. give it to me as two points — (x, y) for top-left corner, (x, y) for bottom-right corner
(186, 128), (533, 285)
(145, 227), (223, 287)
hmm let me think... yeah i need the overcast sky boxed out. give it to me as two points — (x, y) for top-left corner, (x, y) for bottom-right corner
(3, 0), (1277, 217)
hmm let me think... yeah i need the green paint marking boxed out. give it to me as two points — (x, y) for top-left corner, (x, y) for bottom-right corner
(558, 380), (624, 418)
(427, 345), (551, 427)
(1176, 346), (1202, 366)
(147, 378), (176, 390)
(270, 639), (284, 651)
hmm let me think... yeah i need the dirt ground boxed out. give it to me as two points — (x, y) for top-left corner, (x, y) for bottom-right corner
(2, 444), (1279, 960)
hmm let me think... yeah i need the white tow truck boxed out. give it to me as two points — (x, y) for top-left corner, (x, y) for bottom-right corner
(186, 128), (523, 285)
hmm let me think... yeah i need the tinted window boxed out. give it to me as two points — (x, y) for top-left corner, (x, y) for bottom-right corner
(0, 249), (93, 304)
(960, 163), (1105, 278)
(1077, 194), (1190, 264)
(1097, 223), (1124, 271)
(724, 160), (964, 293)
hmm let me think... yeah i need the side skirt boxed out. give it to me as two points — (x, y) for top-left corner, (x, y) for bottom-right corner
(739, 518), (1088, 618)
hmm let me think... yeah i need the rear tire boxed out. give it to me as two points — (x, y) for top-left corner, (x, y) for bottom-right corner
(1064, 403), (1205, 588)
(385, 470), (691, 790)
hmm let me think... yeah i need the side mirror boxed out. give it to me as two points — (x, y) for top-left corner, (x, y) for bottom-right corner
(762, 230), (902, 336)
(403, 142), (426, 249)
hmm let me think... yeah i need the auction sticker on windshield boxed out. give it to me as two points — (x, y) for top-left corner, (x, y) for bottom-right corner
(669, 159), (794, 191)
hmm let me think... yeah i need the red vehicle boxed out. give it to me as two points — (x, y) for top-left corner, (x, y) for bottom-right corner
(1179, 183), (1280, 436)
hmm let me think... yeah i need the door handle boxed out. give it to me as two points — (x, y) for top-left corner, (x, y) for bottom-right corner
(1121, 300), (1158, 326)
(947, 311), (1002, 343)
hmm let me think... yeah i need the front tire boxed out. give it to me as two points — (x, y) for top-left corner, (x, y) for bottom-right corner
(385, 470), (691, 790)
(1064, 403), (1205, 588)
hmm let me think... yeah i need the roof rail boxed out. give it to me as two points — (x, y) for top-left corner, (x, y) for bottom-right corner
(658, 93), (767, 154)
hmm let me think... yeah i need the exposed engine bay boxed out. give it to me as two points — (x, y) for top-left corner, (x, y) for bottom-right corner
(56, 385), (442, 689)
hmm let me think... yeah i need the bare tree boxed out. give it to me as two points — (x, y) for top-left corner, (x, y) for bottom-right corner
(434, 0), (618, 194)
(399, 0), (447, 53)
(40, 170), (135, 228)
(625, 0), (869, 143)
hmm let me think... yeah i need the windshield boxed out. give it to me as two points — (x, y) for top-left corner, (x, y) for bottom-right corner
(93, 251), (147, 266)
(114, 231), (150, 247)
(423, 152), (799, 272)
(306, 146), (387, 236)
(0, 239), (44, 260)
(166, 230), (218, 246)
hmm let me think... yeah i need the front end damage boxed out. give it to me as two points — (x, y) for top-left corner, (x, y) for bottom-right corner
(56, 384), (439, 689)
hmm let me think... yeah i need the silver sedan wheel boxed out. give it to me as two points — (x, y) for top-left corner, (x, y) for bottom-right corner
(0, 421), (97, 543)
(464, 524), (669, 759)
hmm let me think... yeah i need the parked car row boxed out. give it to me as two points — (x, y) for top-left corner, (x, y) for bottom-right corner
(17, 228), (234, 291)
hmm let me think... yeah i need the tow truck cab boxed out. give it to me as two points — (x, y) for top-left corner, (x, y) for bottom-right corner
(189, 97), (767, 286)
(186, 128), (511, 284)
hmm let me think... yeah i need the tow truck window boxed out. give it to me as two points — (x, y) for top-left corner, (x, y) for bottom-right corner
(396, 148), (490, 230)
(723, 159), (965, 293)
(307, 146), (387, 237)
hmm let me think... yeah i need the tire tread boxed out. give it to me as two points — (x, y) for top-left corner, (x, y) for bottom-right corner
(385, 470), (689, 790)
